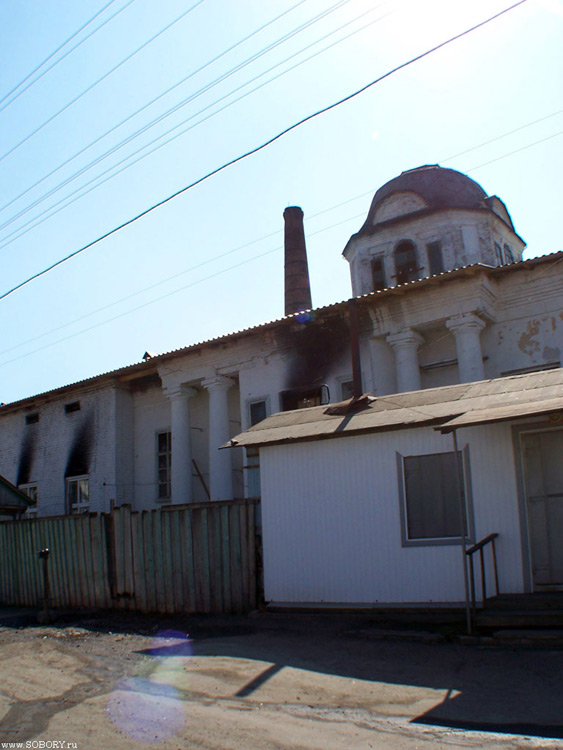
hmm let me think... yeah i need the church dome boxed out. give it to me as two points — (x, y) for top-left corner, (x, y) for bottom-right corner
(359, 165), (488, 233)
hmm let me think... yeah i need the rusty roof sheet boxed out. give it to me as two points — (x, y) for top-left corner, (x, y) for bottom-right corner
(227, 368), (563, 448)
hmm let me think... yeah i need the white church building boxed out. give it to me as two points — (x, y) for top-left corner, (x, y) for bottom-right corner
(0, 164), (561, 534)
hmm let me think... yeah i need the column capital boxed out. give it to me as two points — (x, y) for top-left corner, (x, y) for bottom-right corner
(162, 383), (198, 401)
(386, 328), (424, 350)
(446, 312), (486, 334)
(202, 375), (235, 392)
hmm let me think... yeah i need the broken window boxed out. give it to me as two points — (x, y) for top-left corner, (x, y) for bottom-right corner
(371, 257), (386, 291)
(67, 476), (89, 514)
(394, 241), (419, 284)
(19, 483), (38, 517)
(249, 399), (267, 426)
(280, 385), (328, 411)
(426, 241), (444, 275)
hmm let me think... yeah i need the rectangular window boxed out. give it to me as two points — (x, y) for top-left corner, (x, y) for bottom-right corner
(19, 483), (38, 516)
(245, 446), (261, 498)
(64, 401), (81, 414)
(399, 451), (471, 544)
(25, 413), (39, 425)
(371, 258), (386, 291)
(494, 242), (504, 265)
(67, 476), (89, 514)
(157, 431), (172, 500)
(249, 399), (267, 426)
(426, 241), (444, 275)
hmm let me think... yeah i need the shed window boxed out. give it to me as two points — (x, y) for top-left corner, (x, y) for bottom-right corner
(371, 257), (386, 291)
(426, 241), (444, 275)
(399, 451), (471, 544)
(394, 241), (419, 284)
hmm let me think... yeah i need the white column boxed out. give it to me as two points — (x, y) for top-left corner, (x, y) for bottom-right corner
(202, 375), (235, 501)
(164, 385), (197, 504)
(446, 313), (486, 383)
(386, 328), (424, 392)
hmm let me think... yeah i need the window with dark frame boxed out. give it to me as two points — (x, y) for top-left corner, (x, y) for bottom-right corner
(402, 451), (468, 541)
(249, 400), (267, 426)
(426, 241), (444, 275)
(371, 257), (386, 291)
(503, 243), (514, 263)
(157, 431), (172, 500)
(394, 241), (419, 284)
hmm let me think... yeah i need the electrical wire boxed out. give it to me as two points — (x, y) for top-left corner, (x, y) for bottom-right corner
(0, 0), (118, 109)
(0, 0), (137, 115)
(0, 0), (312, 219)
(0, 0), (358, 232)
(0, 0), (207, 164)
(0, 193), (370, 359)
(0, 0), (529, 303)
(0, 212), (365, 369)
(0, 1), (409, 248)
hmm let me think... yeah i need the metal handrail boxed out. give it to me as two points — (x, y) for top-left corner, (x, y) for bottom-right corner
(466, 533), (499, 613)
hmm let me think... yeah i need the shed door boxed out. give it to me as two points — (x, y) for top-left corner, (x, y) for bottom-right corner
(522, 430), (563, 588)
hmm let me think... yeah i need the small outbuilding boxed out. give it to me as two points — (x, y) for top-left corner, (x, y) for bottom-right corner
(229, 369), (563, 608)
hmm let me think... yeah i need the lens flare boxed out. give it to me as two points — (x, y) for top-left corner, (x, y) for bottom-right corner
(107, 630), (193, 742)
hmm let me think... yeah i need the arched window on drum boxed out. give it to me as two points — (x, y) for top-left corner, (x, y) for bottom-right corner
(394, 241), (419, 284)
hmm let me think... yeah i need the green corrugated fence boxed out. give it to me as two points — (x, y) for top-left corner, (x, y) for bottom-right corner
(0, 499), (258, 614)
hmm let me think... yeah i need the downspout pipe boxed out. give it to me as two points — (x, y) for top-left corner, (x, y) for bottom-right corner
(452, 429), (472, 634)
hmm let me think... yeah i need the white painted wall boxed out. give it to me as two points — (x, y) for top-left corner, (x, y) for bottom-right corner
(259, 421), (525, 605)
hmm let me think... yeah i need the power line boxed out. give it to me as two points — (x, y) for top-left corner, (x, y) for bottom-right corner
(0, 0), (529, 303)
(0, 212), (364, 369)
(0, 0), (385, 247)
(0, 0), (357, 233)
(3, 41), (554, 259)
(468, 129), (563, 171)
(0, 190), (371, 359)
(0, 0), (118, 108)
(3, 101), (558, 362)
(441, 109), (563, 164)
(0, 0), (312, 219)
(0, 0), (137, 115)
(0, 0), (207, 164)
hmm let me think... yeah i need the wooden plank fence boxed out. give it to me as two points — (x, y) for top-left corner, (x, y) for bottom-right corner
(0, 499), (258, 614)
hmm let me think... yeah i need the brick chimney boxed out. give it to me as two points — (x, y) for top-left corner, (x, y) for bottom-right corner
(284, 206), (312, 316)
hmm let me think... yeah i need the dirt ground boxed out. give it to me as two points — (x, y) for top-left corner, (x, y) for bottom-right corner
(0, 609), (562, 750)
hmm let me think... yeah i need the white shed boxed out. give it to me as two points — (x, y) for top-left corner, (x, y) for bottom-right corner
(229, 370), (563, 607)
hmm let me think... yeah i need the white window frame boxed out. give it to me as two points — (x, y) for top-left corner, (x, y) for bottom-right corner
(66, 475), (89, 515)
(396, 448), (474, 547)
(19, 483), (38, 517)
(156, 430), (172, 501)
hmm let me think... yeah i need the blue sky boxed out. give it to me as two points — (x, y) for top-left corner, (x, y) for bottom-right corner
(0, 0), (561, 404)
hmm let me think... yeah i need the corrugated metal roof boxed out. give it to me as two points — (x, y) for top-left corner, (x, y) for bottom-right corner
(3, 250), (561, 411)
(227, 368), (563, 448)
